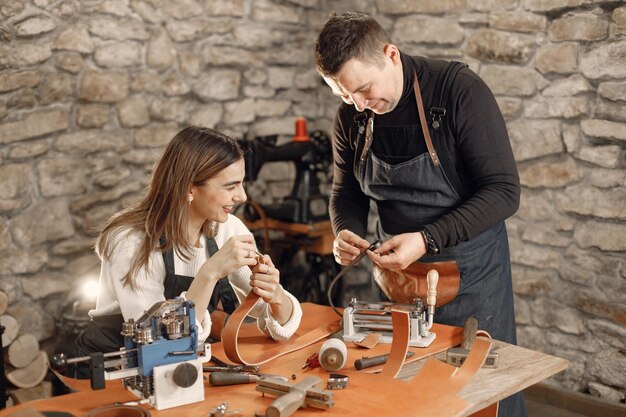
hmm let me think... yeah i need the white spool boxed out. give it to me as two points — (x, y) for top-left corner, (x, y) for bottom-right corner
(319, 338), (347, 372)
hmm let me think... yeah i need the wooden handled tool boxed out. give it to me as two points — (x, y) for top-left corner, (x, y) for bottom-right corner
(446, 317), (499, 368)
(209, 371), (287, 386)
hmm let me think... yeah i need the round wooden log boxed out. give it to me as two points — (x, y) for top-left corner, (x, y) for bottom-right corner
(0, 291), (8, 315)
(8, 381), (53, 404)
(0, 314), (19, 347)
(6, 351), (48, 389)
(8, 334), (40, 368)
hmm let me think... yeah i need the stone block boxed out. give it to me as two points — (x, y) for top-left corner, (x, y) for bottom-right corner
(0, 70), (41, 93)
(577, 144), (621, 168)
(523, 96), (589, 119)
(193, 70), (241, 101)
(53, 24), (94, 53)
(37, 73), (73, 105)
(8, 140), (50, 159)
(597, 80), (626, 102)
(224, 98), (255, 125)
(15, 15), (56, 37)
(558, 184), (626, 220)
(549, 12), (609, 42)
(79, 70), (129, 103)
(380, 0), (466, 14)
(37, 157), (90, 197)
(0, 109), (69, 144)
(147, 28), (176, 70)
(535, 43), (578, 74)
(489, 11), (547, 33)
(580, 40), (626, 79)
(77, 104), (110, 128)
(94, 41), (142, 67)
(117, 96), (150, 127)
(0, 248), (47, 274)
(55, 53), (84, 74)
(189, 104), (223, 128)
(466, 29), (535, 64)
(519, 157), (583, 188)
(573, 220), (626, 252)
(581, 119), (626, 141)
(541, 74), (592, 97)
(508, 119), (563, 161)
(163, 0), (203, 19)
(89, 17), (149, 41)
(394, 16), (465, 45)
(0, 163), (31, 199)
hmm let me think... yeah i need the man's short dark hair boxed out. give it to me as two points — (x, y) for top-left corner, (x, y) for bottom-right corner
(314, 12), (392, 78)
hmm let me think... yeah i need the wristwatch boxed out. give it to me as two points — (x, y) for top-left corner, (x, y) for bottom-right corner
(327, 373), (349, 390)
(419, 229), (439, 256)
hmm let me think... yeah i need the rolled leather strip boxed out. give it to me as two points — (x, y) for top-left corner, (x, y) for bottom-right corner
(221, 291), (340, 365)
(84, 405), (151, 417)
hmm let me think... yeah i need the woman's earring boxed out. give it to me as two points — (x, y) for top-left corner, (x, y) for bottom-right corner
(188, 195), (193, 205)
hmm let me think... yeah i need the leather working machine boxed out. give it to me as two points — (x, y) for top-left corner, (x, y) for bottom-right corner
(52, 298), (211, 410)
(342, 269), (440, 347)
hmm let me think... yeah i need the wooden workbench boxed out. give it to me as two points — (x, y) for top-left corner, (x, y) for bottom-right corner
(0, 304), (567, 417)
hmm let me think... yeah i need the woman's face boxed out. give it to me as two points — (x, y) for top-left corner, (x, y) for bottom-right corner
(189, 158), (247, 224)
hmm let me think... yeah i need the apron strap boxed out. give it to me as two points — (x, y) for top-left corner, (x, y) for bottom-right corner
(413, 70), (440, 166)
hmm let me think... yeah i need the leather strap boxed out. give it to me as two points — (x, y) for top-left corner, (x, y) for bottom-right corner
(222, 291), (341, 365)
(413, 70), (440, 166)
(381, 310), (410, 379)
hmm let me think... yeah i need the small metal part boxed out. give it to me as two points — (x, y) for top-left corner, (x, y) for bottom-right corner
(326, 373), (349, 390)
(207, 401), (241, 417)
(134, 327), (153, 344)
(291, 374), (296, 380)
(173, 362), (198, 388)
(121, 318), (135, 337)
(166, 318), (184, 339)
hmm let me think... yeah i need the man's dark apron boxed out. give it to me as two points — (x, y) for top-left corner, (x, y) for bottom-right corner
(74, 238), (238, 359)
(353, 74), (524, 417)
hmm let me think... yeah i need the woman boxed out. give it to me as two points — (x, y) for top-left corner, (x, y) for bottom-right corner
(76, 126), (302, 356)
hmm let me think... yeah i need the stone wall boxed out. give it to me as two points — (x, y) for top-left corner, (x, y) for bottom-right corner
(0, 0), (624, 404)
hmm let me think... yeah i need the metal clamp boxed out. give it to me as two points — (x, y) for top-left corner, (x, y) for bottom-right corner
(326, 373), (349, 390)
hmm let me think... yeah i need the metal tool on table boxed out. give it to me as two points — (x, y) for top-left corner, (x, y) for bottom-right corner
(354, 351), (415, 370)
(208, 402), (240, 417)
(51, 298), (211, 410)
(209, 371), (289, 386)
(343, 269), (440, 347)
(445, 317), (499, 368)
(203, 355), (260, 374)
(256, 376), (334, 417)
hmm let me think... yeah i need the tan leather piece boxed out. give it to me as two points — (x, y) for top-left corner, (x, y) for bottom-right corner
(351, 332), (380, 349)
(374, 259), (460, 306)
(221, 298), (341, 365)
(380, 310), (410, 379)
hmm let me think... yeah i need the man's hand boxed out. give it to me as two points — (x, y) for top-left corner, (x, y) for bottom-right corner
(368, 232), (426, 269)
(333, 229), (370, 266)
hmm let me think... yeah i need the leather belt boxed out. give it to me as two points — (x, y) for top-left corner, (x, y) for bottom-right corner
(84, 405), (151, 417)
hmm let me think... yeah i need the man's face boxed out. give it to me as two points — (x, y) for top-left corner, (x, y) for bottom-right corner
(323, 45), (403, 115)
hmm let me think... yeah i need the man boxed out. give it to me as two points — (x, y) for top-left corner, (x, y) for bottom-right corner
(315, 12), (526, 417)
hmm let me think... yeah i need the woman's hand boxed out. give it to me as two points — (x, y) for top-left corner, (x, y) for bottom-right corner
(250, 254), (292, 324)
(250, 255), (284, 304)
(197, 235), (258, 282)
(332, 229), (370, 266)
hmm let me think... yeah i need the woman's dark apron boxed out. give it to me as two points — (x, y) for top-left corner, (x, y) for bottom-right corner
(74, 238), (238, 360)
(354, 74), (524, 417)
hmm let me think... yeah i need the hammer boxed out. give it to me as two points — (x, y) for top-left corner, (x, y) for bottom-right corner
(445, 317), (499, 368)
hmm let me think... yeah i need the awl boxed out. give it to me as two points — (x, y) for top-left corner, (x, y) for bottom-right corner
(208, 371), (288, 386)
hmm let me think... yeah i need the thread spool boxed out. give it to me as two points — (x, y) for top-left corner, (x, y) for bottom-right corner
(292, 117), (309, 142)
(319, 339), (347, 372)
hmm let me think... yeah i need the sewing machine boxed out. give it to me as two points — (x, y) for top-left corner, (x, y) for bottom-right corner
(52, 298), (211, 410)
(343, 270), (439, 347)
(238, 127), (332, 225)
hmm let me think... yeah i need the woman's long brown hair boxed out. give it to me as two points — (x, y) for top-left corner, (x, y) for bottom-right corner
(96, 126), (244, 287)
